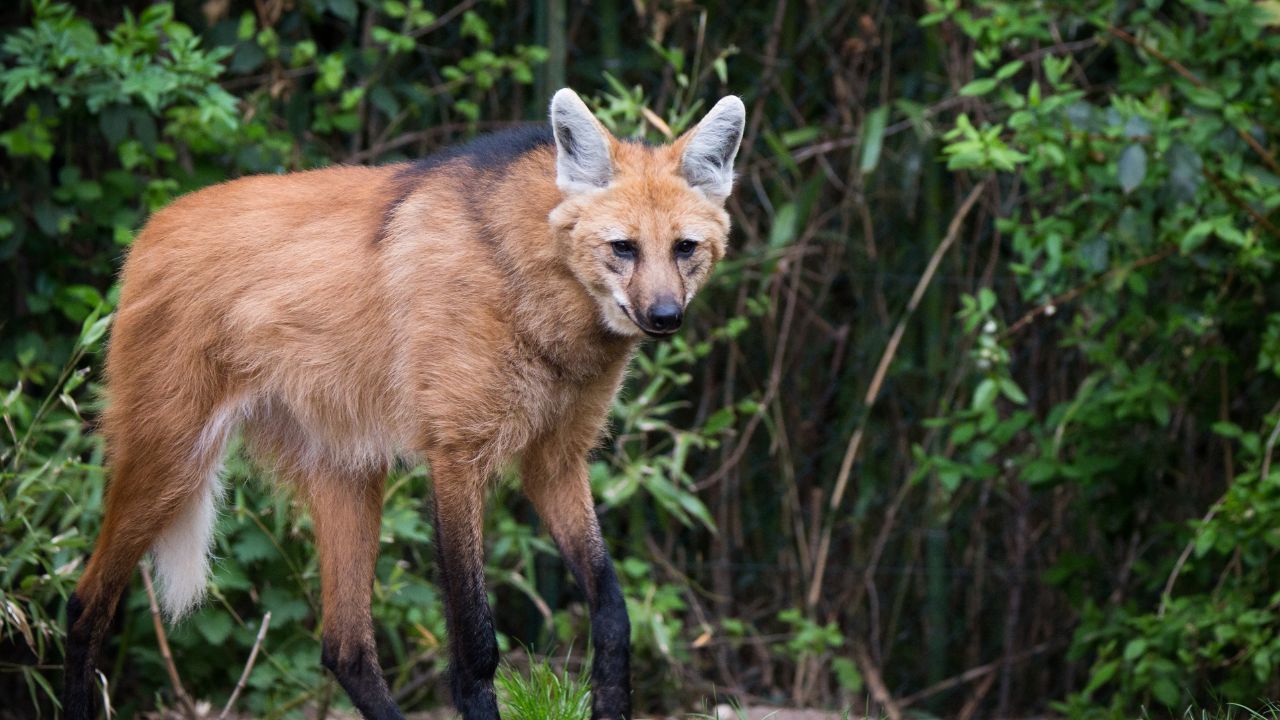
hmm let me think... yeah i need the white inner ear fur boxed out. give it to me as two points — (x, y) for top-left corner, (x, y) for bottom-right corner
(681, 95), (746, 203)
(550, 88), (613, 194)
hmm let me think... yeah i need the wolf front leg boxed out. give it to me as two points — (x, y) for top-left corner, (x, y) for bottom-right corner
(429, 453), (501, 720)
(522, 442), (632, 720)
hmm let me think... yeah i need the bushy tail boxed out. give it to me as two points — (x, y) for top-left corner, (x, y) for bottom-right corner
(152, 474), (223, 621)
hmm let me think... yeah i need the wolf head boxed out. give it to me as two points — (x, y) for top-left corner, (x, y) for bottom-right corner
(547, 88), (745, 339)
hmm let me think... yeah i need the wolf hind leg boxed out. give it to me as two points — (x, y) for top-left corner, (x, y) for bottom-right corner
(301, 461), (405, 720)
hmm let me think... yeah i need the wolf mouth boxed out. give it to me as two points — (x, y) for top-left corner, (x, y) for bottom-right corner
(617, 303), (677, 339)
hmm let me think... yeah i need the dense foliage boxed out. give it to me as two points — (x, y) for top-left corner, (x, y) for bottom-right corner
(2, 0), (1278, 717)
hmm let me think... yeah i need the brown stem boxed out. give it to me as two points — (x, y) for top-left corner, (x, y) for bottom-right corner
(853, 640), (903, 720)
(1000, 246), (1176, 339)
(1107, 24), (1280, 176)
(898, 642), (1056, 708)
(140, 562), (197, 719)
(1159, 400), (1280, 615)
(219, 612), (272, 720)
(805, 181), (986, 611)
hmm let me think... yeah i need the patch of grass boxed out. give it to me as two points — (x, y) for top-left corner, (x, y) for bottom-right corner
(1180, 703), (1280, 720)
(1134, 703), (1280, 720)
(496, 659), (592, 720)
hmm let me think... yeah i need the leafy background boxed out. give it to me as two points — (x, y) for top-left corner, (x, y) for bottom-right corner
(2, 0), (1280, 717)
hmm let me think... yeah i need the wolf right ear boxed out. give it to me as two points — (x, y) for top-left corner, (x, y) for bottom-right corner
(550, 89), (613, 194)
(679, 96), (746, 203)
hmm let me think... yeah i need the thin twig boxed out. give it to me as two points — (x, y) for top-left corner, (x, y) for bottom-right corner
(897, 641), (1056, 708)
(96, 669), (115, 719)
(1204, 169), (1280, 239)
(1106, 24), (1280, 176)
(1159, 400), (1280, 616)
(829, 182), (986, 512)
(853, 641), (903, 720)
(1000, 246), (1175, 339)
(793, 38), (1101, 164)
(218, 612), (272, 720)
(408, 0), (480, 38)
(1262, 402), (1280, 484)
(314, 678), (334, 720)
(140, 563), (197, 719)
(805, 182), (985, 610)
(1157, 499), (1222, 618)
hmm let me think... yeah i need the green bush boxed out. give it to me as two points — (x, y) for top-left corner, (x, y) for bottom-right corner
(921, 0), (1280, 713)
(5, 0), (1280, 717)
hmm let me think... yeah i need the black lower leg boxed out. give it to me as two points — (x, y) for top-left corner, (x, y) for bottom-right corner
(63, 592), (116, 720)
(321, 639), (404, 720)
(584, 553), (632, 720)
(441, 569), (500, 718)
(63, 593), (95, 720)
(435, 510), (499, 720)
(558, 542), (632, 720)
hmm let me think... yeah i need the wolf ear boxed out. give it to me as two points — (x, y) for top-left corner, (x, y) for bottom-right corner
(550, 88), (613, 194)
(679, 95), (746, 203)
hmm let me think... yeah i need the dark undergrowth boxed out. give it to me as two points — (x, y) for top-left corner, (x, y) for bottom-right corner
(3, 0), (1280, 717)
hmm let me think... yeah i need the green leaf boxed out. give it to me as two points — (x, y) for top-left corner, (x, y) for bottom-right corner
(1183, 85), (1223, 109)
(1166, 143), (1203, 202)
(702, 406), (736, 435)
(1084, 659), (1119, 696)
(832, 657), (863, 693)
(769, 203), (798, 248)
(1118, 144), (1147, 194)
(1194, 527), (1217, 558)
(780, 127), (821, 147)
(232, 531), (277, 564)
(959, 77), (998, 97)
(1151, 677), (1181, 707)
(859, 105), (889, 174)
(995, 60), (1024, 80)
(78, 312), (112, 350)
(999, 378), (1028, 405)
(260, 586), (311, 624)
(194, 611), (233, 645)
(972, 378), (999, 411)
(327, 0), (358, 23)
(1123, 638), (1147, 662)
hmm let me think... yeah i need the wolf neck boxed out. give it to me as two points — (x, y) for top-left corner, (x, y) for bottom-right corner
(477, 146), (638, 381)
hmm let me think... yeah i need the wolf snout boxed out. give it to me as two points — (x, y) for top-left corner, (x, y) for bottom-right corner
(645, 300), (683, 334)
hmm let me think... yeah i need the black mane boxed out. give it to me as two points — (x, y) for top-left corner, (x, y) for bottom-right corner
(399, 124), (555, 179)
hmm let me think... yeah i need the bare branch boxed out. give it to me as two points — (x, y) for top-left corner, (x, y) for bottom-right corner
(218, 612), (272, 720)
(140, 562), (197, 719)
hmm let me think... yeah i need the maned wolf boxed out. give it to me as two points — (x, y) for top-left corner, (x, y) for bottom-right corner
(63, 88), (745, 720)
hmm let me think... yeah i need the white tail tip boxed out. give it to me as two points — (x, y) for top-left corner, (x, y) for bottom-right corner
(152, 476), (222, 621)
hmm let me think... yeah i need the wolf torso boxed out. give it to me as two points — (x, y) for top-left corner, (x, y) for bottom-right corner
(108, 128), (633, 481)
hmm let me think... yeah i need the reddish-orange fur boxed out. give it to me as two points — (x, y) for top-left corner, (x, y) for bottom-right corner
(64, 90), (744, 720)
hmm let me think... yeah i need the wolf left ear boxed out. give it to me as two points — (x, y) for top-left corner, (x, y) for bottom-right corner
(680, 96), (746, 203)
(550, 88), (613, 194)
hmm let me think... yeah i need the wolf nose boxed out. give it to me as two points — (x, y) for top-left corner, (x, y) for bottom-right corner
(647, 302), (683, 332)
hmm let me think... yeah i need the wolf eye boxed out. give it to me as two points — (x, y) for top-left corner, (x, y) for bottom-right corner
(610, 240), (637, 258)
(674, 239), (698, 258)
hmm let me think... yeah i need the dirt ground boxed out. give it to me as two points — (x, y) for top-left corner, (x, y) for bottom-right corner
(702, 706), (850, 720)
(398, 707), (851, 720)
(152, 704), (852, 720)
(393, 708), (849, 720)
(145, 699), (854, 720)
